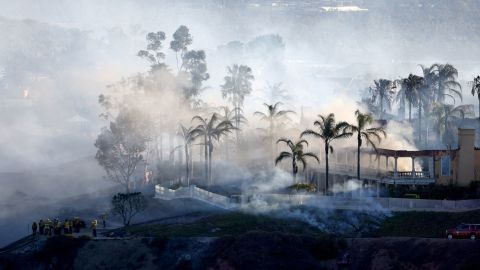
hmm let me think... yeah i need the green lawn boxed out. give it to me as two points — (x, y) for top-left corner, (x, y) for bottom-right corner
(125, 212), (324, 237)
(377, 210), (480, 238)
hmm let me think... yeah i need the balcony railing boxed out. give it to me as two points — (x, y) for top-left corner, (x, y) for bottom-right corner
(387, 171), (431, 179)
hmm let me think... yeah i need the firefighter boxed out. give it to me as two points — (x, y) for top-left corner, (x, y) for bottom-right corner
(68, 219), (73, 234)
(73, 217), (81, 233)
(44, 219), (51, 236)
(39, 219), (45, 235)
(91, 219), (98, 237)
(32, 221), (37, 236)
(63, 219), (70, 234)
(54, 218), (60, 235)
(101, 213), (107, 229)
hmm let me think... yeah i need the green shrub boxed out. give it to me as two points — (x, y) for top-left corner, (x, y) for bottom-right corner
(289, 183), (316, 193)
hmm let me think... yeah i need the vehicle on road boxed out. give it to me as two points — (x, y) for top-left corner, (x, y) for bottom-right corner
(446, 223), (480, 240)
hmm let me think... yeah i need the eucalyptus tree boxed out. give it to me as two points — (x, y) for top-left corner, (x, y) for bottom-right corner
(170, 25), (192, 71)
(182, 50), (209, 101)
(301, 113), (352, 194)
(347, 110), (386, 182)
(221, 64), (254, 138)
(254, 102), (295, 162)
(137, 31), (167, 71)
(275, 138), (319, 184)
(177, 125), (196, 186)
(95, 108), (151, 192)
(192, 113), (234, 184)
(431, 103), (474, 146)
(433, 63), (462, 103)
(369, 79), (395, 119)
(471, 75), (480, 118)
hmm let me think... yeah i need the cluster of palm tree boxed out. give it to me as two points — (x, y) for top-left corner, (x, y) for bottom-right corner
(366, 63), (474, 146)
(274, 111), (386, 194)
(178, 113), (235, 185)
(254, 102), (295, 161)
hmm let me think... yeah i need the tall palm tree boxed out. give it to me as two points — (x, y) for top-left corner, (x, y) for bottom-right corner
(347, 110), (386, 182)
(192, 113), (234, 184)
(301, 113), (352, 194)
(415, 84), (432, 142)
(220, 64), (254, 139)
(433, 63), (462, 103)
(419, 64), (437, 112)
(275, 138), (319, 184)
(254, 102), (295, 162)
(398, 74), (425, 122)
(219, 106), (246, 159)
(431, 103), (474, 146)
(370, 79), (395, 119)
(471, 75), (480, 119)
(264, 82), (290, 103)
(177, 125), (195, 186)
(393, 80), (406, 120)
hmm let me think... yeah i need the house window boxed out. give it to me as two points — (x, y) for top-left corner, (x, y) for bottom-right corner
(441, 156), (450, 176)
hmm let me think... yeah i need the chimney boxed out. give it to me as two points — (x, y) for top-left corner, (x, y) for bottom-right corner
(457, 129), (475, 186)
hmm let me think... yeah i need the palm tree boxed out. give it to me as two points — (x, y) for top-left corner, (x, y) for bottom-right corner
(275, 138), (319, 184)
(398, 74), (425, 122)
(471, 75), (480, 119)
(419, 64), (437, 112)
(219, 106), (246, 159)
(431, 103), (474, 146)
(192, 113), (234, 184)
(254, 102), (295, 162)
(177, 125), (195, 186)
(415, 83), (432, 142)
(370, 79), (395, 119)
(301, 113), (352, 194)
(393, 80), (406, 120)
(220, 64), (254, 139)
(433, 63), (462, 103)
(347, 110), (386, 182)
(264, 82), (290, 103)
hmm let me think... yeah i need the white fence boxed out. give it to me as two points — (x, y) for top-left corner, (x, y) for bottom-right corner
(155, 185), (234, 209)
(155, 185), (480, 212)
(374, 197), (480, 211)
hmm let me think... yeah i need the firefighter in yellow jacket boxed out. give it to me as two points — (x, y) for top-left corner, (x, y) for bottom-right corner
(44, 219), (52, 236)
(63, 219), (70, 235)
(91, 219), (98, 237)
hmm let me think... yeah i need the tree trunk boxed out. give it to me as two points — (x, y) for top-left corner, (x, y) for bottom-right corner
(175, 52), (179, 72)
(270, 119), (274, 164)
(478, 96), (480, 119)
(292, 159), (297, 184)
(357, 138), (361, 181)
(169, 133), (174, 163)
(204, 135), (208, 184)
(418, 105), (422, 142)
(409, 101), (412, 122)
(380, 93), (384, 119)
(185, 145), (190, 186)
(325, 144), (329, 195)
(208, 144), (213, 184)
(234, 102), (240, 144)
(160, 135), (163, 161)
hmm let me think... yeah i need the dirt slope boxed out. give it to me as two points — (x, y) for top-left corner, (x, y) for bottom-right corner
(2, 235), (480, 270)
(347, 237), (480, 270)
